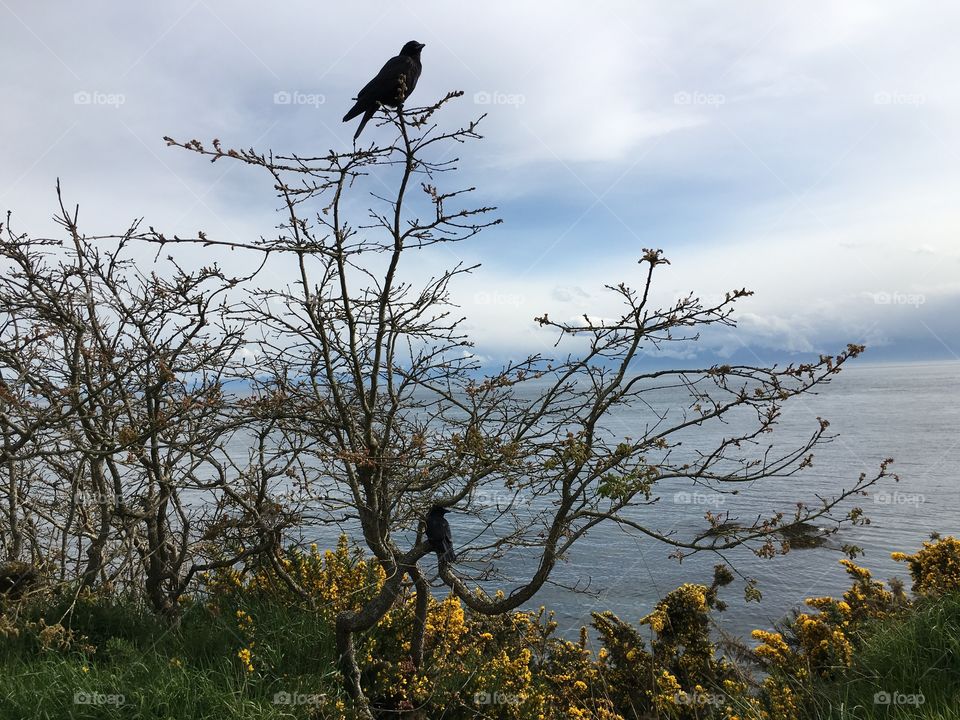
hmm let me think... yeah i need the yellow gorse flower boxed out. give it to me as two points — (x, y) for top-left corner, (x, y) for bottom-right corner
(236, 647), (254, 673)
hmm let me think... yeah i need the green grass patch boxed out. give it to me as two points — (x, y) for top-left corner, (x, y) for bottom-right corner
(0, 594), (344, 720)
(809, 593), (960, 719)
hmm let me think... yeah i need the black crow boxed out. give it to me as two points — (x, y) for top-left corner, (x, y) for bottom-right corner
(425, 506), (456, 563)
(343, 40), (425, 141)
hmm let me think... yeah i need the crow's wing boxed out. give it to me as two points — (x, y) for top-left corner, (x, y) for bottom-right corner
(441, 518), (455, 560)
(356, 55), (418, 104)
(426, 514), (442, 546)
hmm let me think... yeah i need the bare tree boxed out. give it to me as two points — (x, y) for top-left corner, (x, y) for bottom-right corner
(0, 192), (319, 620)
(156, 94), (888, 716)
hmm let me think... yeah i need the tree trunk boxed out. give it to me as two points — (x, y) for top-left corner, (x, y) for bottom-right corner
(333, 555), (420, 717)
(410, 563), (429, 667)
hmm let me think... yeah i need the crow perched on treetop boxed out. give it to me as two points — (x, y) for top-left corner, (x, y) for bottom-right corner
(342, 40), (425, 141)
(425, 506), (456, 563)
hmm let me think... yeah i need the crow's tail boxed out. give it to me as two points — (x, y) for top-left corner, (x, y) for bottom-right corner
(352, 107), (376, 141)
(439, 543), (456, 563)
(342, 100), (364, 122)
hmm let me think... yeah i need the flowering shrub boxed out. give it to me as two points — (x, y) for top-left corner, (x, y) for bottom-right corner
(633, 567), (752, 719)
(205, 536), (387, 685)
(367, 592), (551, 717)
(892, 535), (960, 597)
(750, 537), (960, 718)
(196, 534), (960, 719)
(750, 562), (887, 717)
(27, 618), (96, 656)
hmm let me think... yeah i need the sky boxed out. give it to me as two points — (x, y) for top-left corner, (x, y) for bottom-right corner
(1, 1), (958, 367)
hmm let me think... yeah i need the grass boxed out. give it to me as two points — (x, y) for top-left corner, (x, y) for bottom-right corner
(0, 594), (343, 720)
(809, 592), (960, 719)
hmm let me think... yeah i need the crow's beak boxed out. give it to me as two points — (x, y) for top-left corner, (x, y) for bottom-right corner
(418, 43), (426, 50)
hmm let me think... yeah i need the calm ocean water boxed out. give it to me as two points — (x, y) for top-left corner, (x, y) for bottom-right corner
(264, 361), (960, 641)
(529, 360), (960, 639)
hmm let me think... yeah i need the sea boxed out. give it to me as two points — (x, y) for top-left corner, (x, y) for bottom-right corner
(269, 360), (960, 642)
(525, 360), (960, 640)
